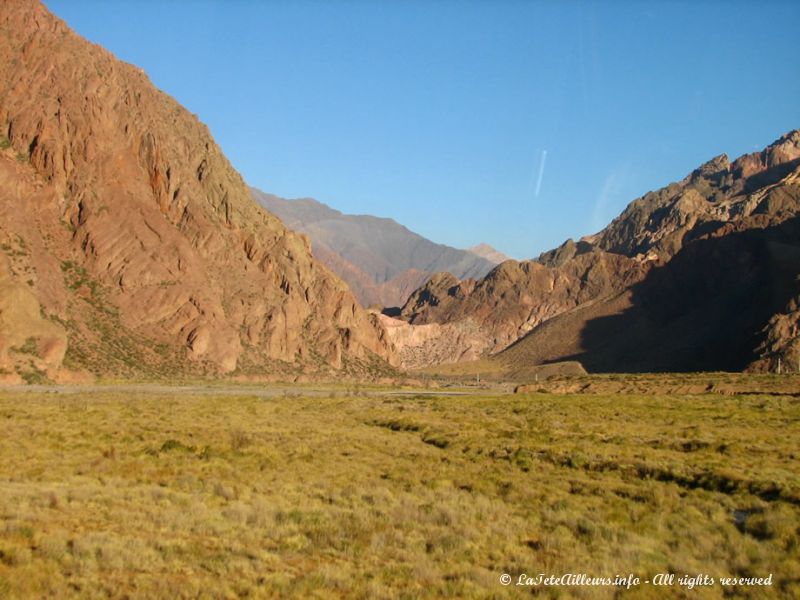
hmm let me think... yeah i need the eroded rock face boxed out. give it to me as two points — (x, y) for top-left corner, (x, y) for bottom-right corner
(377, 313), (493, 369)
(497, 215), (800, 374)
(750, 299), (800, 374)
(397, 130), (800, 371)
(399, 251), (650, 360)
(594, 130), (800, 259)
(0, 0), (394, 377)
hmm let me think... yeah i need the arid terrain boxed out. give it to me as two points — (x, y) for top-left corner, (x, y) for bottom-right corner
(391, 132), (800, 373)
(0, 1), (798, 598)
(0, 375), (798, 599)
(0, 0), (395, 384)
(2, 0), (797, 381)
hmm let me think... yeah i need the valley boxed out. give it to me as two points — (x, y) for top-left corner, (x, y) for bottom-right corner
(0, 377), (798, 599)
(0, 0), (798, 597)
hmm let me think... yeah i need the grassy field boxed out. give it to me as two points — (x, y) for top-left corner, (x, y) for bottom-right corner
(0, 383), (798, 598)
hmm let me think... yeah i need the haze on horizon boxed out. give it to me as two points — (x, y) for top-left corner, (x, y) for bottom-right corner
(46, 0), (800, 259)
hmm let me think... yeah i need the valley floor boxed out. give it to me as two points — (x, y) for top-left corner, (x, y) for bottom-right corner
(0, 379), (798, 598)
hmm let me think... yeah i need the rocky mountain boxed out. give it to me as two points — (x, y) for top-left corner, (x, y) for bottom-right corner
(391, 250), (649, 368)
(395, 130), (800, 373)
(497, 214), (800, 374)
(252, 189), (499, 308)
(0, 0), (395, 382)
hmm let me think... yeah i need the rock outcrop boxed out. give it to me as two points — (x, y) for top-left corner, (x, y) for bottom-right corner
(0, 0), (395, 379)
(399, 250), (651, 360)
(0, 253), (66, 383)
(376, 313), (493, 370)
(497, 215), (800, 373)
(594, 131), (800, 259)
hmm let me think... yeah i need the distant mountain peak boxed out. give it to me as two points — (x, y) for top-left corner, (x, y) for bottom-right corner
(466, 243), (511, 264)
(251, 189), (497, 308)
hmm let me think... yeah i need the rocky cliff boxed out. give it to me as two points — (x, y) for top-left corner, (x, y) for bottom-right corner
(593, 131), (800, 259)
(497, 214), (800, 374)
(0, 0), (395, 380)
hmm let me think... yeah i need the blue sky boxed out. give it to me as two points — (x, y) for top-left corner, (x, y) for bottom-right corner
(47, 1), (800, 259)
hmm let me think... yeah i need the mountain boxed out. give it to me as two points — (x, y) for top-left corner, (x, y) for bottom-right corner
(497, 215), (800, 374)
(0, 0), (395, 382)
(393, 130), (800, 373)
(467, 243), (511, 264)
(252, 189), (498, 308)
(391, 250), (648, 368)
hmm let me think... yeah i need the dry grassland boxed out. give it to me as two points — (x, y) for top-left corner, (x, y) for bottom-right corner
(0, 384), (798, 598)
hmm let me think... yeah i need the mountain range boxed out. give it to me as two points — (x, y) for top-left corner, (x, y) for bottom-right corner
(390, 131), (800, 374)
(0, 0), (796, 383)
(252, 189), (506, 308)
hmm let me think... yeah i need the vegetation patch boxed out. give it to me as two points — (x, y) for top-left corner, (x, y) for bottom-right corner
(19, 366), (50, 385)
(11, 337), (38, 356)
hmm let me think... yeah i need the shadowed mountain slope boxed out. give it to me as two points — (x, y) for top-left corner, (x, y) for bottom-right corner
(0, 0), (394, 381)
(252, 189), (498, 308)
(396, 130), (800, 372)
(497, 216), (800, 373)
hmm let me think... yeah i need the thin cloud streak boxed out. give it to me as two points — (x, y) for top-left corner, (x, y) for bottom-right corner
(534, 149), (548, 198)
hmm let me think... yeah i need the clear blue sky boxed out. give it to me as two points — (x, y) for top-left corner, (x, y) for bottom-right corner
(46, 0), (800, 259)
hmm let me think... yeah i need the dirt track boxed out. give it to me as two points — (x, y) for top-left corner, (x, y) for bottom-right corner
(0, 383), (485, 398)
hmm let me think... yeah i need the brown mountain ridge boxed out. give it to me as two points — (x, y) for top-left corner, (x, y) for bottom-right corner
(395, 130), (800, 373)
(0, 0), (395, 382)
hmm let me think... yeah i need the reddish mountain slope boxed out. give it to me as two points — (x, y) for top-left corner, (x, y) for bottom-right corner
(0, 0), (394, 380)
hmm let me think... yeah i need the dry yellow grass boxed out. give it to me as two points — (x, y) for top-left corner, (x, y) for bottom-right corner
(0, 384), (798, 598)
